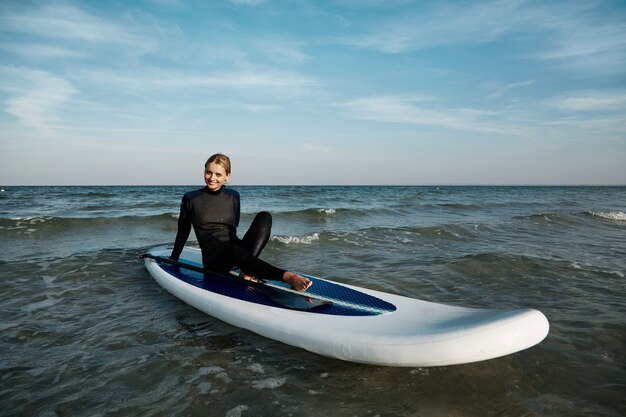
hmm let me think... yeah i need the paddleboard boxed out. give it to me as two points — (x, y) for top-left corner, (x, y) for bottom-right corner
(144, 246), (549, 367)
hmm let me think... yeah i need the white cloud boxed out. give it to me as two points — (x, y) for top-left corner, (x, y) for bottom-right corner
(1, 68), (77, 131)
(336, 0), (529, 53)
(337, 95), (519, 136)
(0, 42), (85, 60)
(337, 92), (626, 140)
(550, 91), (626, 112)
(0, 2), (158, 54)
(72, 66), (319, 94)
(487, 80), (535, 99)
(528, 5), (626, 75)
(336, 0), (626, 75)
(544, 117), (625, 133)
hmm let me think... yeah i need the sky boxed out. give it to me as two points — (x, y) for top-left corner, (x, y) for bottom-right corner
(0, 0), (625, 185)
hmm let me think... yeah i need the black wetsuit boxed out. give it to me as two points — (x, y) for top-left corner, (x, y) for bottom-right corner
(170, 186), (285, 280)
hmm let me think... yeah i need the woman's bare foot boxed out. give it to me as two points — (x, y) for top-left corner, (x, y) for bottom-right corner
(240, 272), (261, 283)
(283, 271), (312, 292)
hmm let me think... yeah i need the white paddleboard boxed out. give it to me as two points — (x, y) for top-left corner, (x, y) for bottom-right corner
(144, 246), (549, 367)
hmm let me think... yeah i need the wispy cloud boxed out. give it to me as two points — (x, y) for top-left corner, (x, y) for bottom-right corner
(527, 3), (626, 75)
(550, 91), (626, 112)
(335, 0), (626, 75)
(337, 95), (521, 136)
(538, 90), (626, 137)
(336, 0), (528, 53)
(0, 2), (159, 55)
(486, 80), (535, 99)
(73, 66), (320, 94)
(1, 67), (77, 131)
(253, 38), (312, 65)
(0, 42), (85, 60)
(338, 92), (626, 139)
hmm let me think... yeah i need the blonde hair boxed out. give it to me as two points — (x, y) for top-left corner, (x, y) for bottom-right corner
(205, 153), (231, 175)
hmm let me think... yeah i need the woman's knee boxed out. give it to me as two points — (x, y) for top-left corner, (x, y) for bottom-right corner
(253, 211), (272, 227)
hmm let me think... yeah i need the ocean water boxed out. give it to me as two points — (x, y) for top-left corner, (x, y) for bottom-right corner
(0, 185), (624, 417)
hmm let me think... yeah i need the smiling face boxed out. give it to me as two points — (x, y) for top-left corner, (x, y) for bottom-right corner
(204, 161), (230, 191)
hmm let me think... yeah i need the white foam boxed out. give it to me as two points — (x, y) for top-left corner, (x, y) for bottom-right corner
(197, 381), (212, 395)
(199, 366), (225, 376)
(252, 377), (286, 390)
(225, 405), (248, 417)
(29, 217), (48, 224)
(215, 372), (232, 384)
(316, 208), (336, 215)
(247, 363), (264, 374)
(590, 211), (626, 222)
(272, 233), (319, 245)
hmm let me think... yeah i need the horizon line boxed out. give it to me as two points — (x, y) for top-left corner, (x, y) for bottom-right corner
(2, 183), (625, 188)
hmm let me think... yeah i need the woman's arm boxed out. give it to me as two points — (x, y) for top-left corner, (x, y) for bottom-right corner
(170, 196), (192, 260)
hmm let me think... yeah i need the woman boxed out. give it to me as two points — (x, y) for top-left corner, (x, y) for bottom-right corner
(170, 153), (312, 292)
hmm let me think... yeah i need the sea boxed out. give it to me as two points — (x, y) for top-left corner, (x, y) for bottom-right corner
(0, 185), (624, 417)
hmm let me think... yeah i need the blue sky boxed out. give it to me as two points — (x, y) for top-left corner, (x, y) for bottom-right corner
(0, 0), (625, 185)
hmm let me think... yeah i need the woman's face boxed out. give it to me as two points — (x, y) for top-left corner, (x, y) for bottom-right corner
(204, 162), (229, 191)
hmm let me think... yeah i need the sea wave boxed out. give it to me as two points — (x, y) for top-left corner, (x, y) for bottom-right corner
(77, 191), (119, 198)
(271, 233), (320, 245)
(434, 203), (481, 210)
(269, 224), (477, 248)
(405, 224), (478, 240)
(516, 212), (582, 226)
(588, 211), (626, 222)
(347, 226), (471, 242)
(315, 208), (336, 215)
(524, 213), (562, 222)
(272, 208), (351, 218)
(522, 210), (626, 225)
(0, 213), (178, 234)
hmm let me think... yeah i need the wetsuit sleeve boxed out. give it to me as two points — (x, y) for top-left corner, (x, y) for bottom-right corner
(234, 190), (240, 228)
(170, 195), (192, 261)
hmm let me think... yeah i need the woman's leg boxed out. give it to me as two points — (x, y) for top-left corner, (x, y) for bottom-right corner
(203, 243), (312, 291)
(241, 211), (272, 257)
(205, 243), (285, 281)
(202, 212), (312, 290)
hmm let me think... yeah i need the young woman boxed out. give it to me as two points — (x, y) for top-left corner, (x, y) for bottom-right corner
(169, 153), (312, 292)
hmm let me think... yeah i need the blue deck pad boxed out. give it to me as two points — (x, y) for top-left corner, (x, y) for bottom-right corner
(160, 263), (396, 316)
